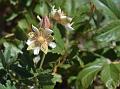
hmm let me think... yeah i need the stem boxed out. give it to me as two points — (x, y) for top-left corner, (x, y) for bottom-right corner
(65, 30), (70, 51)
(39, 53), (46, 69)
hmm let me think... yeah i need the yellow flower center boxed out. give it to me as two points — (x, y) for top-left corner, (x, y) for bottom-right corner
(37, 36), (45, 43)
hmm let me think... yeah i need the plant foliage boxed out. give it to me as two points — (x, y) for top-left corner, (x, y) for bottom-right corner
(0, 0), (120, 89)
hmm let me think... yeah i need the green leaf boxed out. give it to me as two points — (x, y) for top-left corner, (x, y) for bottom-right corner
(3, 42), (22, 64)
(94, 20), (120, 42)
(101, 63), (120, 89)
(26, 0), (32, 7)
(0, 51), (6, 68)
(14, 28), (27, 40)
(0, 80), (16, 89)
(10, 64), (33, 78)
(93, 0), (118, 20)
(9, 0), (17, 5)
(6, 13), (18, 22)
(0, 63), (3, 69)
(18, 19), (29, 30)
(50, 25), (65, 54)
(76, 59), (107, 89)
(59, 64), (71, 69)
(72, 4), (90, 30)
(43, 85), (55, 89)
(24, 13), (37, 25)
(113, 63), (120, 72)
(51, 73), (62, 84)
(37, 72), (53, 85)
(34, 2), (48, 16)
(99, 0), (120, 19)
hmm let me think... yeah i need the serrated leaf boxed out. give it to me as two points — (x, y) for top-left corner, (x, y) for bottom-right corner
(76, 59), (107, 89)
(50, 25), (65, 54)
(94, 20), (120, 42)
(101, 63), (120, 89)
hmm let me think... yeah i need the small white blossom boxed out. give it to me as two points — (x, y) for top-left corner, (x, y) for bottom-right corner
(26, 25), (55, 55)
(50, 6), (74, 30)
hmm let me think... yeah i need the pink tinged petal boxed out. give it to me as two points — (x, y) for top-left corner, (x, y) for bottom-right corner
(49, 42), (56, 48)
(33, 47), (40, 55)
(41, 16), (51, 29)
(26, 39), (34, 45)
(64, 23), (74, 31)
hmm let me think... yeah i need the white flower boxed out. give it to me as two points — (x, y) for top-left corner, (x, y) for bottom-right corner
(26, 25), (55, 55)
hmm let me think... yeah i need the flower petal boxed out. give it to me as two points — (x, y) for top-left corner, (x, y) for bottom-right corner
(28, 32), (35, 38)
(45, 28), (53, 34)
(32, 25), (39, 33)
(41, 16), (51, 29)
(26, 39), (34, 45)
(60, 16), (72, 25)
(47, 35), (54, 42)
(27, 42), (35, 50)
(33, 56), (40, 64)
(60, 16), (67, 19)
(34, 47), (40, 55)
(40, 42), (48, 54)
(64, 23), (74, 31)
(37, 15), (41, 21)
(51, 6), (57, 16)
(49, 42), (56, 48)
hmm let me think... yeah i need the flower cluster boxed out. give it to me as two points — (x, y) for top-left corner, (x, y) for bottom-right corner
(26, 6), (74, 55)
